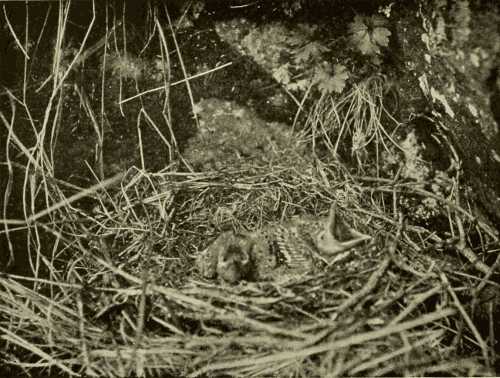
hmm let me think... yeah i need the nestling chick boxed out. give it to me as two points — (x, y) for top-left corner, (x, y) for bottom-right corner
(315, 204), (371, 255)
(196, 231), (253, 283)
(196, 204), (372, 284)
(216, 235), (253, 283)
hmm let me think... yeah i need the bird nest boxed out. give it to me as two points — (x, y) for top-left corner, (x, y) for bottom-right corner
(1, 157), (498, 377)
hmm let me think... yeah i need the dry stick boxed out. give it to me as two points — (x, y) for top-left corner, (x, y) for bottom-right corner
(2, 102), (15, 267)
(291, 82), (313, 130)
(452, 269), (500, 288)
(216, 311), (309, 340)
(98, 5), (109, 181)
(37, 17), (118, 94)
(0, 277), (81, 321)
(362, 176), (494, 228)
(0, 172), (124, 226)
(471, 252), (500, 317)
(0, 104), (43, 171)
(30, 4), (51, 71)
(440, 273), (491, 371)
(374, 272), (435, 314)
(408, 358), (485, 377)
(42, 235), (224, 314)
(154, 15), (178, 161)
(462, 254), (500, 360)
(3, 273), (85, 290)
(364, 181), (498, 241)
(154, 16), (171, 111)
(348, 329), (445, 375)
(0, 326), (78, 376)
(184, 287), (285, 320)
(389, 285), (443, 325)
(335, 214), (404, 314)
(118, 62), (233, 105)
(488, 301), (496, 367)
(189, 308), (456, 377)
(76, 24), (119, 70)
(74, 87), (104, 180)
(110, 10), (124, 117)
(52, 0), (95, 96)
(128, 201), (154, 376)
(454, 213), (491, 275)
(164, 2), (199, 129)
(77, 290), (94, 376)
(29, 0), (93, 279)
(22, 2), (29, 102)
(335, 256), (391, 314)
(330, 347), (347, 377)
(400, 332), (412, 378)
(136, 110), (146, 170)
(126, 270), (149, 376)
(2, 5), (29, 60)
(140, 108), (174, 157)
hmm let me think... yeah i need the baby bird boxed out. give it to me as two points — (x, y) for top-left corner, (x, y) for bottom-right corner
(314, 204), (371, 255)
(216, 235), (253, 283)
(253, 205), (371, 276)
(196, 231), (253, 283)
(196, 205), (371, 283)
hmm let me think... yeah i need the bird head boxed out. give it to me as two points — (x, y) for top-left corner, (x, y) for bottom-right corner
(216, 234), (252, 283)
(315, 205), (371, 255)
(315, 205), (346, 255)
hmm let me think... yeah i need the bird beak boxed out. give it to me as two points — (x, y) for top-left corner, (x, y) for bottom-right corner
(316, 204), (371, 255)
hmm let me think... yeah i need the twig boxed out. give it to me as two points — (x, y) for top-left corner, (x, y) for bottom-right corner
(335, 214), (403, 313)
(348, 329), (445, 375)
(335, 256), (391, 313)
(189, 308), (456, 377)
(440, 273), (491, 370)
(453, 214), (492, 275)
(0, 172), (124, 226)
(164, 2), (198, 129)
(389, 285), (442, 325)
(2, 5), (30, 60)
(471, 252), (500, 314)
(118, 62), (232, 105)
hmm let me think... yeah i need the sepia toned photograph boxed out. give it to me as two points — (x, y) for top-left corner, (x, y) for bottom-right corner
(0, 0), (499, 376)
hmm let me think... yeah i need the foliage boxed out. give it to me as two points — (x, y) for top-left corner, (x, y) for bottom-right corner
(313, 63), (349, 94)
(348, 15), (392, 57)
(218, 20), (349, 95)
